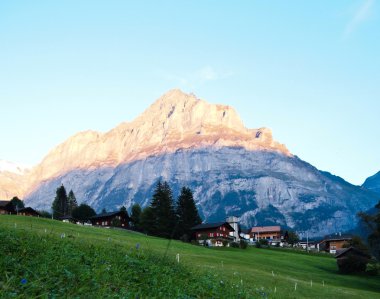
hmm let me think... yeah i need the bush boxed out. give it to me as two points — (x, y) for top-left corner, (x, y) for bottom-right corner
(337, 255), (369, 274)
(366, 261), (379, 276)
(255, 242), (261, 248)
(259, 239), (269, 247)
(230, 242), (239, 248)
(222, 240), (229, 247)
(240, 240), (248, 249)
(190, 240), (199, 246)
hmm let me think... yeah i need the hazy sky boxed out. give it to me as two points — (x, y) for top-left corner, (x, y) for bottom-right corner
(0, 1), (379, 185)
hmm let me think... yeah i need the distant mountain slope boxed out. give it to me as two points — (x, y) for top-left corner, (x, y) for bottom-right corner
(1, 89), (378, 235)
(0, 160), (30, 199)
(363, 171), (380, 195)
(25, 147), (379, 236)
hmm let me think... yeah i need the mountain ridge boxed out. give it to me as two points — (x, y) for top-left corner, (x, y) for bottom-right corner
(1, 89), (378, 236)
(1, 89), (289, 199)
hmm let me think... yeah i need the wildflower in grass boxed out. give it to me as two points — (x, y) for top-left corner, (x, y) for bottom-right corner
(20, 278), (27, 285)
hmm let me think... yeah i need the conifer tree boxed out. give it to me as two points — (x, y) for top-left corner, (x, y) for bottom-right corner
(176, 187), (202, 241)
(130, 203), (142, 231)
(67, 190), (78, 216)
(150, 181), (176, 238)
(140, 206), (155, 235)
(51, 185), (69, 219)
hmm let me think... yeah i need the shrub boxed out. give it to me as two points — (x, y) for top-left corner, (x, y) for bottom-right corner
(230, 242), (239, 248)
(190, 240), (199, 246)
(222, 240), (229, 247)
(255, 241), (261, 248)
(111, 218), (121, 227)
(240, 240), (248, 249)
(366, 261), (379, 276)
(259, 239), (269, 247)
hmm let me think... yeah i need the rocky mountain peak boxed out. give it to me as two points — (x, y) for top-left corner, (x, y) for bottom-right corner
(132, 89), (245, 134)
(1, 89), (290, 198)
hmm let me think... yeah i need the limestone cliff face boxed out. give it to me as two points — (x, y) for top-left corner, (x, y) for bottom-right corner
(24, 148), (379, 236)
(2, 89), (289, 197)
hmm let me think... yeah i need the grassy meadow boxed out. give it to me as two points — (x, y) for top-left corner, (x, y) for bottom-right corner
(0, 215), (379, 298)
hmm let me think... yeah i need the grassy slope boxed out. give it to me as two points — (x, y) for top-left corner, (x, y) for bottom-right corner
(1, 216), (379, 298)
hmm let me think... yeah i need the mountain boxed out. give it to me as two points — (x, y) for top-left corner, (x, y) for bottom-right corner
(1, 90), (378, 235)
(0, 160), (30, 199)
(363, 171), (380, 195)
(0, 160), (29, 175)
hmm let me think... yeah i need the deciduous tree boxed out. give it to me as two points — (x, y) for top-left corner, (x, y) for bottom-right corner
(72, 204), (96, 222)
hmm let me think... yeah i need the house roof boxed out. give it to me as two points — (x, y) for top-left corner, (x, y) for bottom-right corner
(335, 247), (371, 259)
(90, 211), (127, 220)
(18, 207), (39, 215)
(240, 228), (251, 234)
(250, 226), (281, 233)
(0, 200), (11, 207)
(320, 234), (352, 243)
(191, 222), (235, 231)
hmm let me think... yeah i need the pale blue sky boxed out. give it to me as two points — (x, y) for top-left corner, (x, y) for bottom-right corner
(0, 0), (379, 185)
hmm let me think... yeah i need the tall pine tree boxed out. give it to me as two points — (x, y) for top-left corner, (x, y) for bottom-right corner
(67, 190), (78, 216)
(176, 187), (202, 241)
(150, 181), (176, 238)
(130, 203), (142, 231)
(51, 185), (69, 219)
(140, 206), (155, 235)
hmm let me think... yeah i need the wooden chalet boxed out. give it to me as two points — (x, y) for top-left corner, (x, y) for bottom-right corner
(250, 226), (281, 241)
(335, 247), (371, 273)
(0, 200), (14, 215)
(318, 234), (352, 254)
(90, 211), (129, 228)
(16, 207), (40, 217)
(192, 222), (235, 246)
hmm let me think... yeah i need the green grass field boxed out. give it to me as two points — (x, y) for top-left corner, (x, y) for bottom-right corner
(1, 215), (379, 298)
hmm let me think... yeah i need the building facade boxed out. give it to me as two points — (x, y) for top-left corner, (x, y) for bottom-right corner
(90, 211), (129, 228)
(318, 234), (352, 254)
(250, 226), (282, 241)
(192, 222), (235, 246)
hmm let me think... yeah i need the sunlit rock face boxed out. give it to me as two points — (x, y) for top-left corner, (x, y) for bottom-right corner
(26, 89), (289, 183)
(1, 89), (378, 235)
(0, 160), (29, 199)
(363, 171), (380, 195)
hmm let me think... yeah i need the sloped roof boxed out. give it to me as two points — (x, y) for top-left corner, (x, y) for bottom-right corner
(0, 200), (11, 207)
(191, 222), (234, 231)
(320, 234), (352, 242)
(335, 247), (371, 259)
(90, 211), (127, 220)
(18, 207), (40, 215)
(250, 226), (281, 233)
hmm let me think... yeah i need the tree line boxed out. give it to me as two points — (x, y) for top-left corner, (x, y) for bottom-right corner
(129, 181), (202, 241)
(51, 185), (97, 221)
(51, 181), (202, 241)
